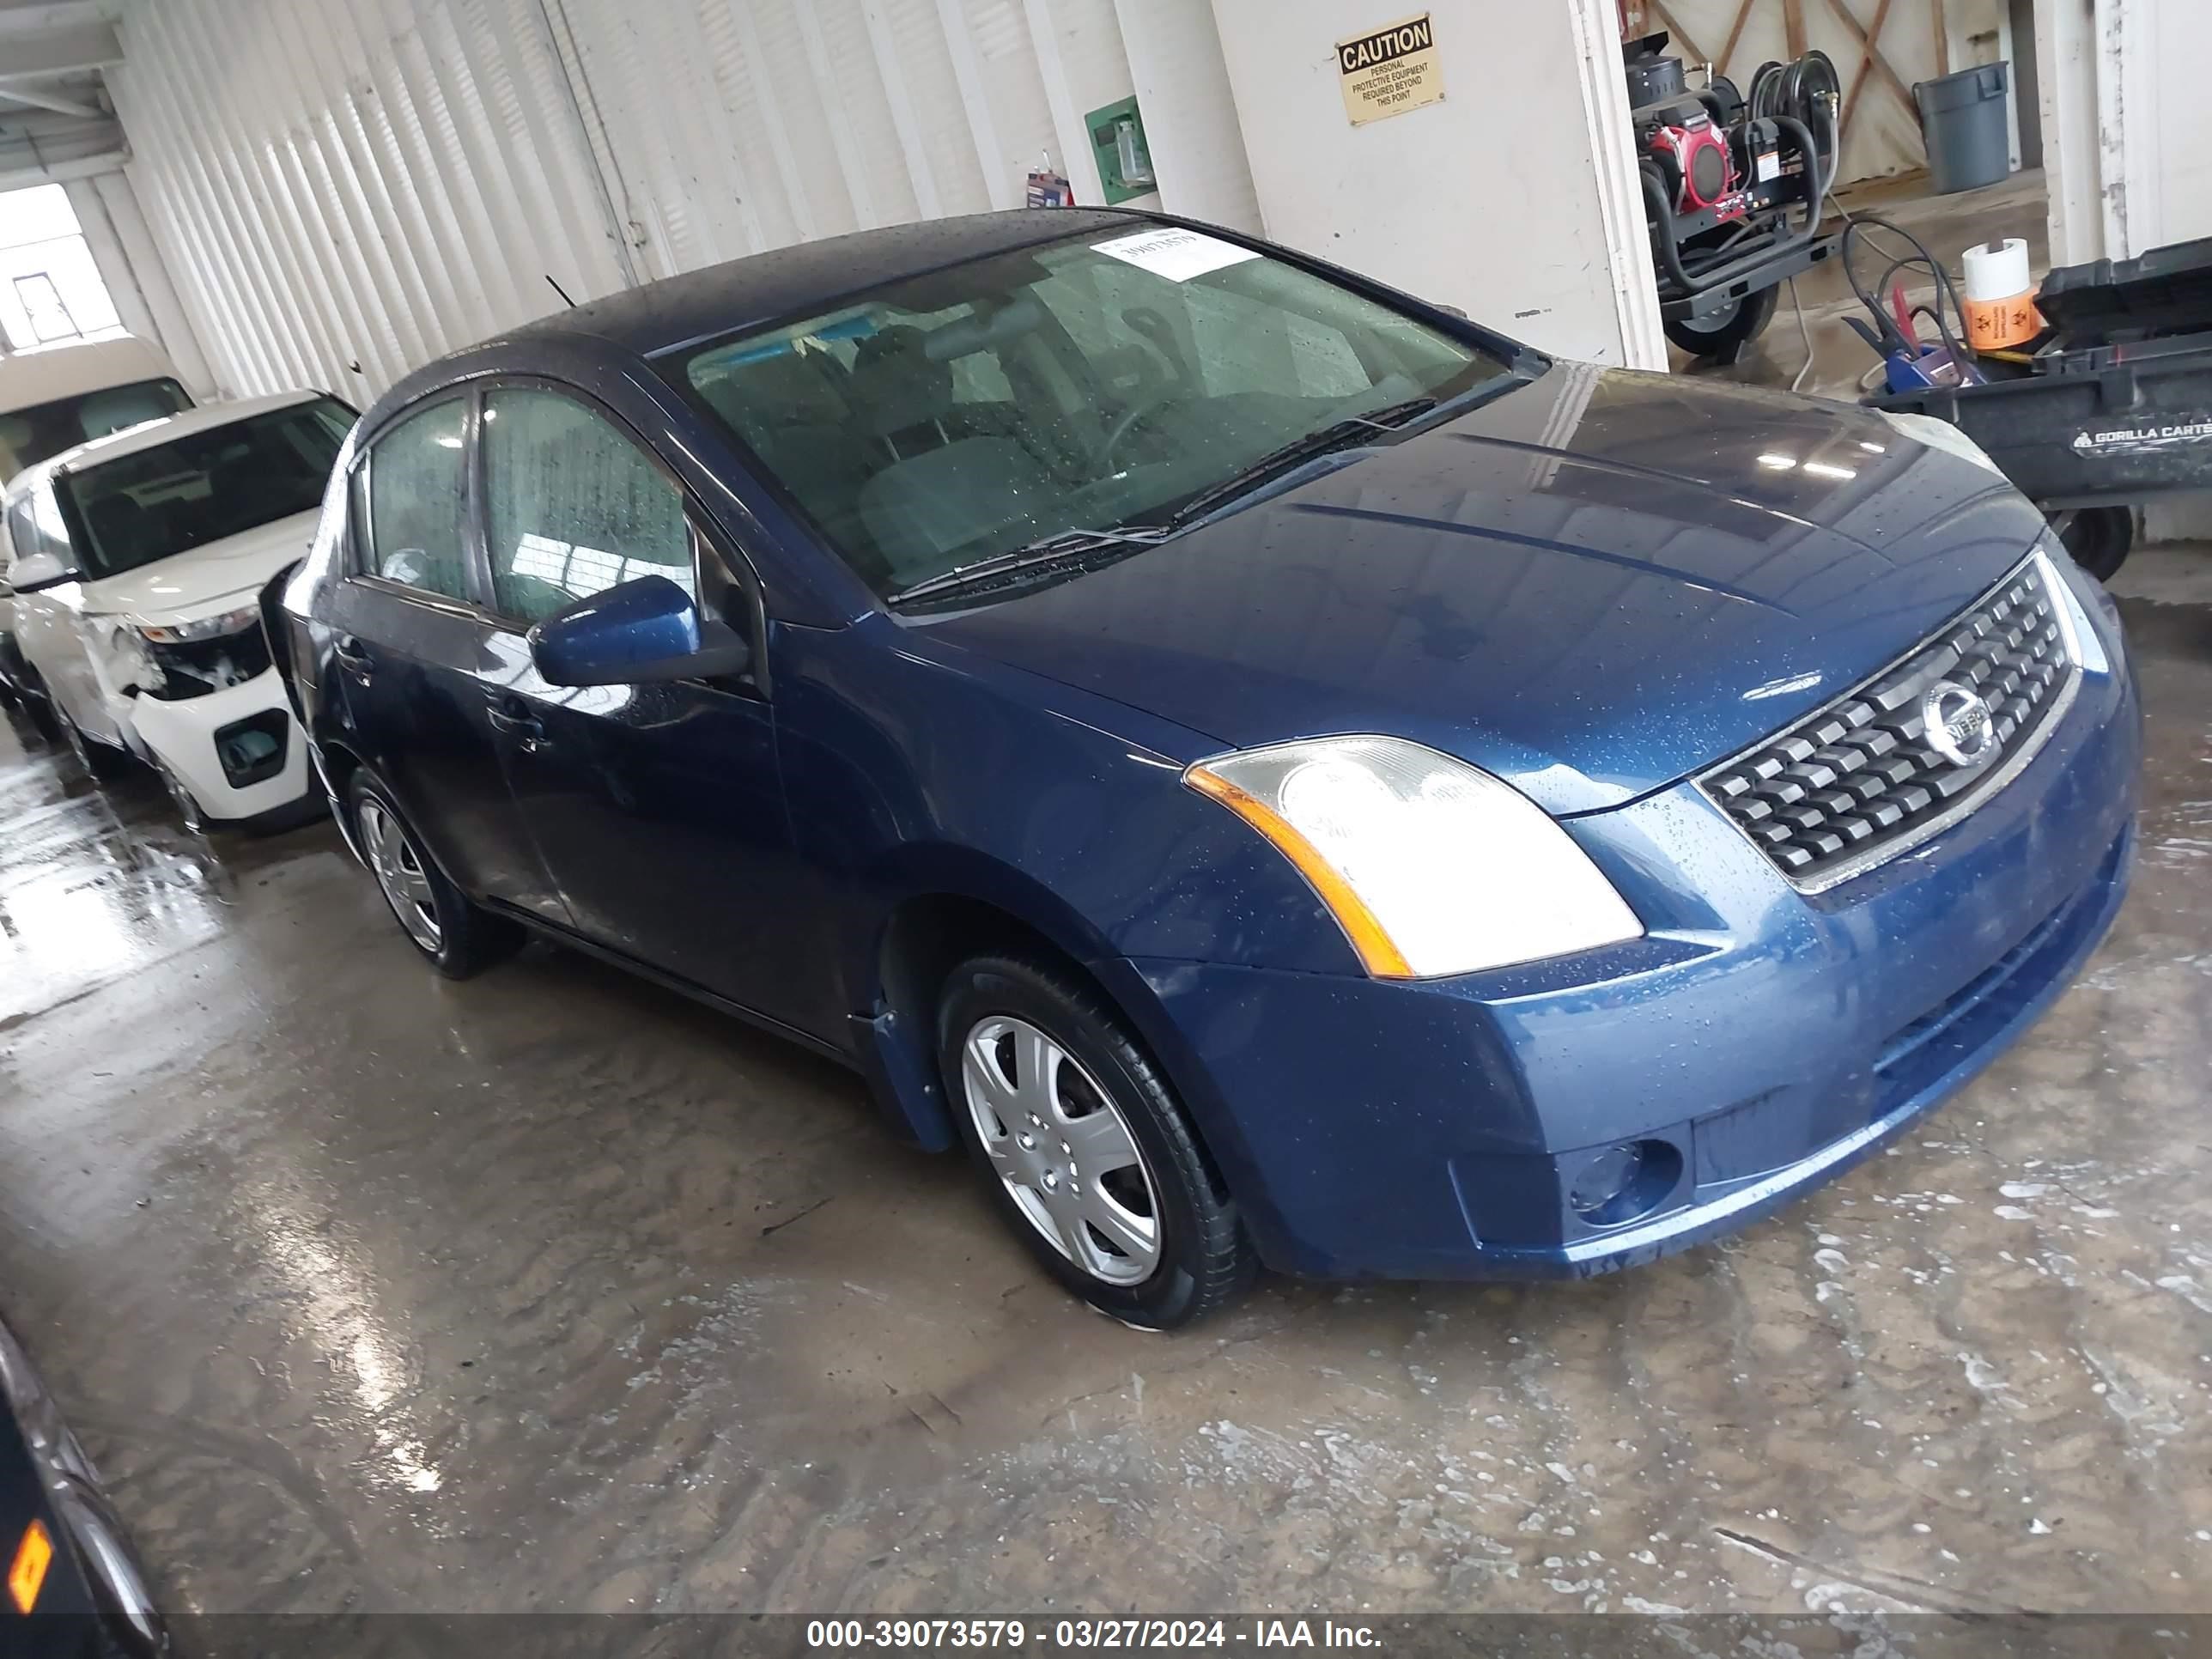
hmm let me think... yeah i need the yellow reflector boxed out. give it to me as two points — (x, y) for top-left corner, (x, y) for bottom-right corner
(1186, 764), (1415, 978)
(9, 1519), (52, 1613)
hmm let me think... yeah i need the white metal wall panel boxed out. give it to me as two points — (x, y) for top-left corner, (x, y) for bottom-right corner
(111, 0), (1254, 402)
(111, 0), (629, 400)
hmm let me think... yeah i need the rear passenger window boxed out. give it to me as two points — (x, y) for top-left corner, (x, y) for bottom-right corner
(364, 399), (471, 600)
(481, 388), (690, 625)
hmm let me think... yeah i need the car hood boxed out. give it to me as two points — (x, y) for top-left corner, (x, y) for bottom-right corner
(919, 363), (2051, 816)
(81, 510), (324, 625)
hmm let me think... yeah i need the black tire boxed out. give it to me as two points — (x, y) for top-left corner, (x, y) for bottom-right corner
(346, 770), (525, 979)
(2057, 506), (2133, 581)
(19, 691), (59, 742)
(937, 954), (1256, 1329)
(150, 757), (209, 836)
(61, 708), (132, 781)
(1664, 284), (1782, 362)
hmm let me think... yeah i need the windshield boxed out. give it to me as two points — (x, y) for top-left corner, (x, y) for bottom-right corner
(58, 398), (352, 580)
(0, 376), (192, 480)
(677, 228), (1523, 599)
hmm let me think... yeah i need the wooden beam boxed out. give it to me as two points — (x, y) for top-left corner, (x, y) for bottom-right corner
(1815, 0), (1917, 122)
(1783, 0), (1808, 59)
(1716, 0), (1758, 78)
(1930, 0), (1950, 76)
(1841, 0), (1898, 148)
(1645, 0), (1711, 67)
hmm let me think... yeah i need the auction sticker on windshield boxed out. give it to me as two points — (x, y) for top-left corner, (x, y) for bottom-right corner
(1091, 228), (1259, 283)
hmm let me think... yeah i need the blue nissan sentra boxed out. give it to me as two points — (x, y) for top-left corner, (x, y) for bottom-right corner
(268, 210), (2136, 1328)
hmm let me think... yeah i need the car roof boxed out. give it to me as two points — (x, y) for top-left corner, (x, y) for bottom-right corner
(3, 389), (330, 494)
(509, 208), (1146, 360)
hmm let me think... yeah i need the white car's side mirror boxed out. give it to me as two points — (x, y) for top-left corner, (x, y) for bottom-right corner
(10, 550), (72, 591)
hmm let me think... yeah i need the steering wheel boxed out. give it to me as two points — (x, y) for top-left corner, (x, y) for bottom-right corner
(1098, 380), (1187, 468)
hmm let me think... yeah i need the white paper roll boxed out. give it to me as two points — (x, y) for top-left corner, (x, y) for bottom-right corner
(1962, 237), (2033, 302)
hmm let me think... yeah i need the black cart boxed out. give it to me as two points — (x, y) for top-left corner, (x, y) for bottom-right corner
(1869, 236), (2212, 577)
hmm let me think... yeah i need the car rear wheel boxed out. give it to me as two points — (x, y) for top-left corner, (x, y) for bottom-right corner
(348, 773), (524, 979)
(938, 954), (1255, 1329)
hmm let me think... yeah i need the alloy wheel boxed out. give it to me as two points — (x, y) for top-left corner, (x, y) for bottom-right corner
(960, 1015), (1163, 1285)
(357, 796), (442, 954)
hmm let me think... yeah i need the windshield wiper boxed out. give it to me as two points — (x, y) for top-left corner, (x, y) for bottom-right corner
(1158, 396), (1441, 532)
(889, 525), (1171, 605)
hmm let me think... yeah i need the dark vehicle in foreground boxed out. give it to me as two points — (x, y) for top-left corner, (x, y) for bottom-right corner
(0, 1319), (164, 1656)
(270, 210), (2136, 1328)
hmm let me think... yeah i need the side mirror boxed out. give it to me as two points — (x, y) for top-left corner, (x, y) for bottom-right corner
(528, 573), (751, 688)
(9, 550), (72, 592)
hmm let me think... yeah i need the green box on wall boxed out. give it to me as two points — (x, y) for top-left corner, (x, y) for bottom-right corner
(1085, 95), (1155, 204)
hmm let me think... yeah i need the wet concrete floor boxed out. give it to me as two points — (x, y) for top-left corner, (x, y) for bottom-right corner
(1, 555), (2209, 1619)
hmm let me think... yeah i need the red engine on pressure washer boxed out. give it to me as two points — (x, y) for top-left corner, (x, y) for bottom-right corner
(1648, 112), (1739, 216)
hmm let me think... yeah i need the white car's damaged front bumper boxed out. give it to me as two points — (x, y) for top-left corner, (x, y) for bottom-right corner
(123, 667), (312, 827)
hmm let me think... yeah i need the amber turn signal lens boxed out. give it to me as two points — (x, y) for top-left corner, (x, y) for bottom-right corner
(8, 1519), (52, 1613)
(1185, 763), (1416, 978)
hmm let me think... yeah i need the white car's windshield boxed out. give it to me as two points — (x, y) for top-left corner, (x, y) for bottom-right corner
(678, 228), (1528, 600)
(58, 398), (352, 579)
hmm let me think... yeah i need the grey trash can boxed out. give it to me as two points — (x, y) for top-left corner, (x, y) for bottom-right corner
(1915, 63), (2012, 194)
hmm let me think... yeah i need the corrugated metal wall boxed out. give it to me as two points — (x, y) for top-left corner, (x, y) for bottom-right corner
(110, 0), (1247, 403)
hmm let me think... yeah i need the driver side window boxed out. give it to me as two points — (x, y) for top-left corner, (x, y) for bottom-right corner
(481, 387), (692, 626)
(363, 399), (471, 601)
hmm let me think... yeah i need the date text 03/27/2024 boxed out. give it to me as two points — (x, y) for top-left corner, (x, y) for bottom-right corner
(805, 1621), (1382, 1650)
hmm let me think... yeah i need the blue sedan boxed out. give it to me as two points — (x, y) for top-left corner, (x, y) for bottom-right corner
(268, 210), (2136, 1328)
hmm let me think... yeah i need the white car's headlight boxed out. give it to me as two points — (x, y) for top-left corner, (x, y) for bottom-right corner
(1880, 410), (2005, 477)
(1185, 736), (1644, 979)
(87, 619), (161, 696)
(138, 604), (259, 644)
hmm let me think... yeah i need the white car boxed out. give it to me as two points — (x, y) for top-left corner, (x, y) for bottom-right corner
(2, 392), (353, 830)
(0, 336), (194, 700)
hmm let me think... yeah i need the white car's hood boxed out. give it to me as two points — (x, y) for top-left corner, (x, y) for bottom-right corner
(80, 510), (320, 624)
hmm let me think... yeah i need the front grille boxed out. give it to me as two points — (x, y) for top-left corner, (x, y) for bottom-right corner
(146, 626), (272, 702)
(1701, 550), (2080, 890)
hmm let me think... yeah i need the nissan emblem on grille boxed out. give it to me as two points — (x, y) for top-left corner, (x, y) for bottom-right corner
(1696, 550), (2082, 890)
(1921, 680), (1998, 768)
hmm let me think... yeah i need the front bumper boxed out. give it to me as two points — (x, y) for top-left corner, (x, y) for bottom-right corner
(122, 667), (310, 825)
(1108, 570), (2140, 1282)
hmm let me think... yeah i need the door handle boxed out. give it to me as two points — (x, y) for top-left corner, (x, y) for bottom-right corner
(488, 699), (546, 752)
(333, 636), (374, 681)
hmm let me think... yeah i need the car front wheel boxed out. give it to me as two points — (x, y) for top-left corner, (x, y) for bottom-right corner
(938, 954), (1255, 1329)
(348, 772), (524, 979)
(61, 708), (131, 781)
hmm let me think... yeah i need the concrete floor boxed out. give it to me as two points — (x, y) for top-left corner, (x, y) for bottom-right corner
(3, 578), (2210, 1619)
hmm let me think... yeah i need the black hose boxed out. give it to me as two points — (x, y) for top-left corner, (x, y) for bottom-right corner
(1839, 212), (1976, 368)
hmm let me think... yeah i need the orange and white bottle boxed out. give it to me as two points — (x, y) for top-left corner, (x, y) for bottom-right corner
(1962, 237), (2043, 352)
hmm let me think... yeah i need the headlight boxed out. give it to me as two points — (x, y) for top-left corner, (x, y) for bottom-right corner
(2039, 546), (2112, 674)
(1880, 410), (2005, 477)
(87, 619), (161, 696)
(139, 604), (258, 644)
(1185, 735), (1643, 979)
